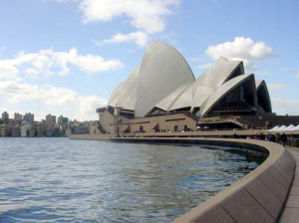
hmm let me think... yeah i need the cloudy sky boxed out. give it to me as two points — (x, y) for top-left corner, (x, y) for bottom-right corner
(1, 0), (299, 120)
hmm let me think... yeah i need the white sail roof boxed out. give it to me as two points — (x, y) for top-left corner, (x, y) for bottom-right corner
(107, 81), (125, 107)
(135, 41), (195, 117)
(155, 83), (191, 111)
(107, 65), (140, 110)
(157, 57), (244, 112)
(255, 80), (272, 113)
(107, 41), (271, 119)
(200, 74), (256, 117)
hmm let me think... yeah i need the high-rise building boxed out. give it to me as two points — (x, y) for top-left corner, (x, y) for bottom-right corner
(35, 121), (45, 137)
(46, 114), (56, 125)
(45, 114), (57, 137)
(58, 115), (69, 126)
(1, 111), (9, 123)
(21, 113), (34, 137)
(14, 113), (22, 121)
(21, 121), (35, 137)
(23, 113), (34, 124)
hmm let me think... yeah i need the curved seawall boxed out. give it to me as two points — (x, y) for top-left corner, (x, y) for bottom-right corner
(110, 137), (296, 223)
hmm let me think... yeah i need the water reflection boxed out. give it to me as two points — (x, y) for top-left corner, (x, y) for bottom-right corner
(0, 138), (262, 222)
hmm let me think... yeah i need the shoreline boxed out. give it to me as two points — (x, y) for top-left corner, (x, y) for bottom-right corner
(111, 137), (296, 223)
(70, 134), (297, 222)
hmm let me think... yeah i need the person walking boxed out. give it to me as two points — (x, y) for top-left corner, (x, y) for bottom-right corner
(281, 132), (287, 147)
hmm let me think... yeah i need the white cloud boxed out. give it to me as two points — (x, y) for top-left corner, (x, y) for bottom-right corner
(272, 98), (299, 115)
(267, 83), (289, 91)
(101, 31), (148, 48)
(0, 61), (20, 80)
(206, 37), (274, 70)
(0, 81), (43, 104)
(78, 0), (180, 34)
(296, 72), (299, 78)
(0, 80), (107, 121)
(0, 48), (123, 80)
(77, 96), (105, 120)
(197, 63), (213, 69)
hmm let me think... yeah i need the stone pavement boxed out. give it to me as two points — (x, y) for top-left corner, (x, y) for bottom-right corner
(279, 147), (299, 222)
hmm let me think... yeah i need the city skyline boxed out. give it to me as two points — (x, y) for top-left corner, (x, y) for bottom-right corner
(1, 0), (299, 121)
(0, 110), (90, 137)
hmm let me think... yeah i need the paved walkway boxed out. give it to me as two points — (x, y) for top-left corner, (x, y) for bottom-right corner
(279, 147), (299, 222)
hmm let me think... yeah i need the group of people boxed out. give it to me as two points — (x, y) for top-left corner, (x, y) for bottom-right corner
(232, 132), (289, 146)
(252, 132), (288, 146)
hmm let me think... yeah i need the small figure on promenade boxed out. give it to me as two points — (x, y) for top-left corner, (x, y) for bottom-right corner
(281, 132), (287, 147)
(259, 133), (265, 140)
(266, 133), (272, 141)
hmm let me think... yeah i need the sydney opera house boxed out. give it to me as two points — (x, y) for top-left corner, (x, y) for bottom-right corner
(95, 41), (298, 135)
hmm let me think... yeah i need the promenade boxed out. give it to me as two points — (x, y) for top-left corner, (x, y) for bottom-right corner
(279, 147), (299, 222)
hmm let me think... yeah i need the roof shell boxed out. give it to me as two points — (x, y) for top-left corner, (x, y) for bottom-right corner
(191, 57), (244, 111)
(159, 57), (244, 112)
(107, 81), (125, 107)
(195, 57), (243, 89)
(200, 74), (256, 117)
(114, 65), (140, 110)
(135, 41), (195, 117)
(256, 80), (272, 113)
(155, 83), (191, 111)
(107, 65), (140, 110)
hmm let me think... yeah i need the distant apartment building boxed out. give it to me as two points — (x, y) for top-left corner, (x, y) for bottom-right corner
(11, 122), (21, 137)
(45, 114), (57, 137)
(1, 111), (9, 123)
(0, 123), (12, 136)
(58, 115), (68, 126)
(14, 113), (22, 122)
(0, 112), (22, 137)
(20, 113), (35, 137)
(57, 115), (69, 136)
(0, 111), (86, 137)
(21, 120), (35, 137)
(46, 114), (56, 125)
(35, 121), (45, 137)
(23, 113), (34, 124)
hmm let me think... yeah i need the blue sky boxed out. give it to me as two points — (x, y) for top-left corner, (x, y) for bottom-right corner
(0, 0), (299, 120)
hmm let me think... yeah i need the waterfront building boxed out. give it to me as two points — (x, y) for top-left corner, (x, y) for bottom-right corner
(46, 114), (56, 125)
(65, 127), (72, 136)
(21, 120), (35, 137)
(45, 114), (57, 137)
(0, 123), (12, 136)
(1, 111), (9, 123)
(35, 121), (45, 137)
(58, 115), (69, 126)
(23, 113), (34, 124)
(57, 115), (69, 136)
(11, 122), (21, 137)
(68, 120), (90, 135)
(89, 121), (104, 135)
(21, 113), (35, 137)
(97, 41), (299, 136)
(14, 113), (22, 122)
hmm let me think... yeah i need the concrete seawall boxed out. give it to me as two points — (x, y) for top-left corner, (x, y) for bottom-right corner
(69, 134), (110, 141)
(110, 137), (296, 223)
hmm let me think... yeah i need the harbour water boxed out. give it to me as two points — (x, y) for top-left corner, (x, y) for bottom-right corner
(0, 138), (262, 222)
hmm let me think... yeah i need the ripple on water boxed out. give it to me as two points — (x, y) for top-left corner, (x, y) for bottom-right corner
(0, 138), (262, 223)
